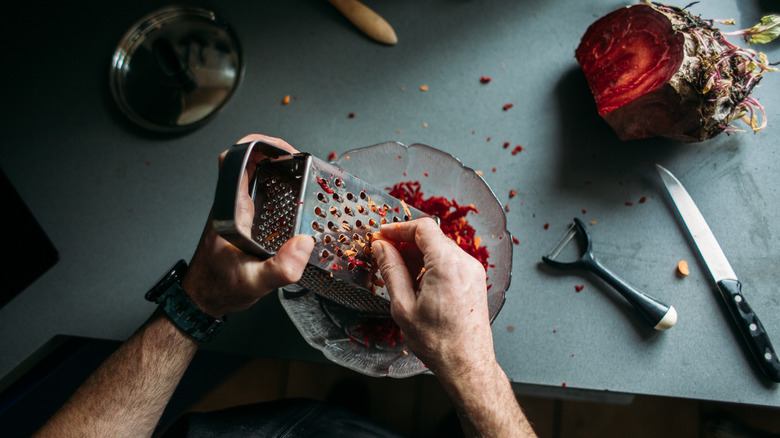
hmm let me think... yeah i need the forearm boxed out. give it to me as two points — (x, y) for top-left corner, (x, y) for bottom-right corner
(35, 310), (198, 438)
(437, 360), (537, 438)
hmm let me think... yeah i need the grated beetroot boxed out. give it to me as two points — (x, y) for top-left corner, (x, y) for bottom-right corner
(387, 181), (489, 271)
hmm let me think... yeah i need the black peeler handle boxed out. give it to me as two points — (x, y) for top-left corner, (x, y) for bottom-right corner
(583, 257), (677, 331)
(542, 218), (677, 331)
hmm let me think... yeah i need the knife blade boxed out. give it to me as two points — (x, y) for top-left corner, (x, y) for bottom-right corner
(656, 164), (780, 383)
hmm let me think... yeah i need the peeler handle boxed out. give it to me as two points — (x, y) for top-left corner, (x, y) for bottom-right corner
(585, 258), (677, 331)
(212, 140), (294, 259)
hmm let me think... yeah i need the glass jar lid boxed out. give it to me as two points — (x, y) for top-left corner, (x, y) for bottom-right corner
(110, 6), (244, 133)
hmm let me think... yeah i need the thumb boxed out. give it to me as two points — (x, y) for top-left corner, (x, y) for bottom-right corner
(372, 240), (415, 315)
(255, 234), (314, 290)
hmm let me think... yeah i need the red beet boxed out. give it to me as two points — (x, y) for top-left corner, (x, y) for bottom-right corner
(575, 2), (771, 142)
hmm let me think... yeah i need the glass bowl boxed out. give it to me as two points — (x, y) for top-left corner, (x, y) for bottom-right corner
(279, 141), (512, 377)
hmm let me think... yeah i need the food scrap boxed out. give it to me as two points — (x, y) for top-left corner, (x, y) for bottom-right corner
(282, 95), (291, 105)
(503, 103), (514, 111)
(503, 142), (510, 149)
(419, 84), (429, 91)
(327, 152), (337, 161)
(575, 285), (585, 292)
(543, 222), (550, 230)
(639, 196), (648, 203)
(348, 112), (355, 118)
(351, 317), (403, 347)
(677, 260), (690, 277)
(512, 236), (520, 245)
(511, 145), (524, 155)
(480, 75), (492, 84)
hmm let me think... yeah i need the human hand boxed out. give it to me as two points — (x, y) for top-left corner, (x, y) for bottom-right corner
(181, 134), (314, 318)
(371, 218), (495, 379)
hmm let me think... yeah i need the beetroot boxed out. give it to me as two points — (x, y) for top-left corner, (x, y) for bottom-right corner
(575, 2), (774, 142)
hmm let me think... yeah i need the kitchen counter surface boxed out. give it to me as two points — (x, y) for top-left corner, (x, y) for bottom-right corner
(1, 0), (778, 406)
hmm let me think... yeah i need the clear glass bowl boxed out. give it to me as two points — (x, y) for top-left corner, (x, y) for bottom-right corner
(279, 142), (512, 377)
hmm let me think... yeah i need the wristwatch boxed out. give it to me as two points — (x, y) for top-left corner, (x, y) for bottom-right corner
(145, 259), (225, 342)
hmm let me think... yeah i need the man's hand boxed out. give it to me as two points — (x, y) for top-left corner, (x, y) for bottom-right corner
(371, 218), (495, 378)
(372, 218), (537, 437)
(182, 134), (314, 318)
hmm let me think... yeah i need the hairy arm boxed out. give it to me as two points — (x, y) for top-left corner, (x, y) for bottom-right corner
(34, 312), (198, 438)
(372, 218), (536, 437)
(35, 134), (314, 438)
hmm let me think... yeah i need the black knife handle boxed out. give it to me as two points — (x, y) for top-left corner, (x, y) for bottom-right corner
(717, 279), (780, 383)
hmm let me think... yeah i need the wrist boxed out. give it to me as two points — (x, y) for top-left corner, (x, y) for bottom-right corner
(146, 260), (226, 343)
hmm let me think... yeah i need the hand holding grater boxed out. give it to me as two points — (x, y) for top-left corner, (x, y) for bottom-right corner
(212, 140), (431, 315)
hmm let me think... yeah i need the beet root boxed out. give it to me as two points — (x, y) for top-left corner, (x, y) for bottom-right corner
(575, 2), (769, 142)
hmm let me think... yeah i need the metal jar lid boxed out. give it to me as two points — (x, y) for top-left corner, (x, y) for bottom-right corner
(109, 6), (244, 133)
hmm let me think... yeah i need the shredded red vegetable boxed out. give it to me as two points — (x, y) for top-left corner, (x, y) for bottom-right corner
(387, 180), (489, 271)
(351, 317), (404, 347)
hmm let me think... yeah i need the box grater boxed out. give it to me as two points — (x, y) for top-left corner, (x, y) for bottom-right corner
(212, 140), (430, 315)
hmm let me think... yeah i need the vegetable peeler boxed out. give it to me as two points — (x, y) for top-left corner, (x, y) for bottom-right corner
(542, 218), (677, 331)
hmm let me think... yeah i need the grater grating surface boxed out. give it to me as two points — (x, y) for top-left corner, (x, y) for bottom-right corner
(213, 140), (430, 315)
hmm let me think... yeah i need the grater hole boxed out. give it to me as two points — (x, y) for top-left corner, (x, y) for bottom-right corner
(368, 218), (377, 228)
(347, 261), (355, 270)
(392, 216), (399, 223)
(381, 218), (388, 225)
(336, 249), (343, 257)
(321, 250), (330, 258)
(344, 205), (353, 216)
(334, 177), (343, 187)
(338, 234), (349, 244)
(312, 221), (321, 231)
(404, 214), (410, 221)
(317, 193), (328, 202)
(324, 235), (332, 244)
(315, 206), (326, 217)
(329, 206), (340, 217)
(382, 203), (390, 212)
(333, 193), (341, 202)
(353, 234), (362, 242)
(327, 221), (337, 231)
(341, 221), (352, 231)
(346, 192), (355, 201)
(359, 191), (367, 201)
(355, 219), (363, 228)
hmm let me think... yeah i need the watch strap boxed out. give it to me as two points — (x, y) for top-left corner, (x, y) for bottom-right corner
(158, 282), (225, 342)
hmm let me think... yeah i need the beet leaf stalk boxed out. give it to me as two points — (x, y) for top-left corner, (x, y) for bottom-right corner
(575, 1), (778, 142)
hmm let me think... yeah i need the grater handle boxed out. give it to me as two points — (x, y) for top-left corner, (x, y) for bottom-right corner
(212, 141), (294, 259)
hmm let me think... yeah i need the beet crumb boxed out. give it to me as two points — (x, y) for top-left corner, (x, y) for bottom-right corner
(511, 145), (524, 155)
(512, 236), (520, 245)
(503, 103), (514, 111)
(348, 112), (355, 118)
(480, 75), (492, 84)
(543, 222), (550, 230)
(625, 201), (634, 206)
(327, 152), (337, 161)
(503, 141), (510, 149)
(575, 285), (584, 292)
(639, 196), (648, 203)
(509, 190), (517, 198)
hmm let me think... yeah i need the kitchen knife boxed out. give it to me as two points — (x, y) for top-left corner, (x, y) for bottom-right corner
(656, 164), (780, 383)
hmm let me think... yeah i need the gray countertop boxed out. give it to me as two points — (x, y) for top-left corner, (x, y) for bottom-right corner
(1, 0), (778, 406)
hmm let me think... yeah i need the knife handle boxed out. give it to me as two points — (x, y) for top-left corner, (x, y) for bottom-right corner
(717, 279), (780, 383)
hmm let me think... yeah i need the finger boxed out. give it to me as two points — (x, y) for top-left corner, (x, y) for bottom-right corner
(251, 234), (314, 291)
(378, 218), (454, 262)
(235, 134), (298, 154)
(371, 240), (415, 315)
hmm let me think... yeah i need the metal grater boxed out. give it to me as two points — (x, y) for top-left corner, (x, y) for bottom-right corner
(212, 140), (430, 315)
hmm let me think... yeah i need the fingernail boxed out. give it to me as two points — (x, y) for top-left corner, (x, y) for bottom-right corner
(371, 241), (384, 261)
(294, 235), (315, 253)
